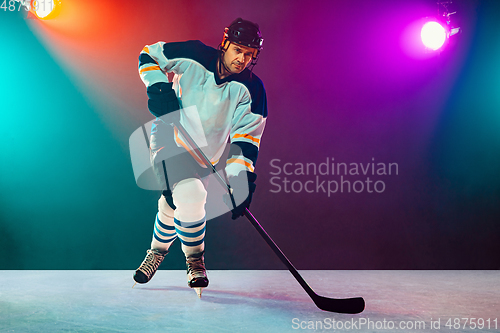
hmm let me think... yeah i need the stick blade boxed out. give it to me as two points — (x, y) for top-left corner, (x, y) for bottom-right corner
(313, 295), (365, 314)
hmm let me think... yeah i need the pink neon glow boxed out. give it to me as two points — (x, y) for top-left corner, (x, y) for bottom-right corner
(421, 21), (447, 50)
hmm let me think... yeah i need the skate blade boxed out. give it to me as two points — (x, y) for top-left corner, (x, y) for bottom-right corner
(194, 287), (204, 298)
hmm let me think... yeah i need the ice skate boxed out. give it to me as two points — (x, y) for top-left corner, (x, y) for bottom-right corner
(186, 251), (208, 298)
(133, 249), (169, 284)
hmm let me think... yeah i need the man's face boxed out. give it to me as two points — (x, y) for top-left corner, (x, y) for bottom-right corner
(222, 43), (256, 75)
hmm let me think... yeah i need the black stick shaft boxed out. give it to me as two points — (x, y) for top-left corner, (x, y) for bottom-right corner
(176, 122), (314, 294)
(172, 121), (365, 313)
(243, 208), (317, 298)
(173, 123), (237, 209)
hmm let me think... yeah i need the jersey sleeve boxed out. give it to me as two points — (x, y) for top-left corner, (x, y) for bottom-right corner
(225, 82), (268, 178)
(138, 41), (187, 87)
(138, 40), (216, 88)
(138, 42), (171, 87)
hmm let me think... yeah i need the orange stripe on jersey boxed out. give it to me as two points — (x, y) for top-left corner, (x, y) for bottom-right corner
(232, 133), (260, 145)
(174, 127), (206, 166)
(139, 65), (161, 74)
(226, 158), (254, 171)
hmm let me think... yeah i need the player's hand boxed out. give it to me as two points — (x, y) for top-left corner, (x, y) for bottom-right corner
(147, 82), (180, 121)
(224, 171), (257, 220)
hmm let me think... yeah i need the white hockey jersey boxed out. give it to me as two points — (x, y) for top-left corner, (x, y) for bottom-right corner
(138, 40), (267, 178)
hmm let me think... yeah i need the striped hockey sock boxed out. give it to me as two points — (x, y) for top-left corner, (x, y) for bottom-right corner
(170, 178), (207, 255)
(151, 213), (178, 251)
(174, 217), (206, 255)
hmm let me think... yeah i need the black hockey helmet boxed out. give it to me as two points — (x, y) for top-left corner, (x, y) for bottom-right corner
(220, 18), (263, 60)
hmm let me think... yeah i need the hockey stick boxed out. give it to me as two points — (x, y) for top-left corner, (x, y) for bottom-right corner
(172, 121), (365, 314)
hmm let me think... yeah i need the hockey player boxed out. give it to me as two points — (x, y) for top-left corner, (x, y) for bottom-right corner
(133, 18), (267, 296)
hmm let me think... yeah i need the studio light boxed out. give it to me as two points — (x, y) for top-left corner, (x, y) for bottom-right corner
(30, 0), (61, 19)
(421, 1), (461, 51)
(14, 0), (61, 20)
(421, 21), (447, 50)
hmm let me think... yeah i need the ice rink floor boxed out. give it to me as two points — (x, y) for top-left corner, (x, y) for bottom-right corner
(0, 270), (498, 332)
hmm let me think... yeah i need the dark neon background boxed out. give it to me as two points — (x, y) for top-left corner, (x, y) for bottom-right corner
(1, 0), (499, 269)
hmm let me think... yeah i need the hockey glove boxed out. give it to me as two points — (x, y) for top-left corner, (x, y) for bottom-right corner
(225, 171), (257, 220)
(147, 82), (180, 120)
